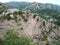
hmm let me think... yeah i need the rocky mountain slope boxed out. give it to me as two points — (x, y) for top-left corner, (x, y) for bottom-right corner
(0, 2), (60, 45)
(24, 2), (60, 11)
(0, 10), (60, 45)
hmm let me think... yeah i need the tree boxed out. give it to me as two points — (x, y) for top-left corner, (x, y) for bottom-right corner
(13, 10), (24, 15)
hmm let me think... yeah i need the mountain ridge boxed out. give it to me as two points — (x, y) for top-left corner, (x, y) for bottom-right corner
(4, 1), (60, 11)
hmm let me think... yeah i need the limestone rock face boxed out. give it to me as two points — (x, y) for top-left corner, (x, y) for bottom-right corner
(0, 13), (60, 45)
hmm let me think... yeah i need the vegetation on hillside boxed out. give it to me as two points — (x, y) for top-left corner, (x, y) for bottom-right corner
(0, 29), (31, 45)
(0, 10), (24, 22)
(30, 8), (60, 26)
(0, 7), (8, 14)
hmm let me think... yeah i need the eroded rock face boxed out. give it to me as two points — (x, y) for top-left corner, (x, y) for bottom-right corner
(0, 13), (60, 45)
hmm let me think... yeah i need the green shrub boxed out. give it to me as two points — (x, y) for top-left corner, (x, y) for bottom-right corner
(0, 29), (30, 45)
(13, 10), (24, 15)
(0, 39), (4, 45)
(52, 40), (60, 45)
